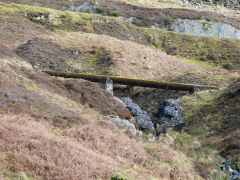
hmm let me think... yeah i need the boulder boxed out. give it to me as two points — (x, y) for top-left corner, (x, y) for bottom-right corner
(120, 97), (155, 132)
(104, 115), (142, 137)
(155, 99), (185, 132)
(102, 77), (113, 95)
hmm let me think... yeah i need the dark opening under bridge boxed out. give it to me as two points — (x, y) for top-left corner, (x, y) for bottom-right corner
(43, 71), (218, 92)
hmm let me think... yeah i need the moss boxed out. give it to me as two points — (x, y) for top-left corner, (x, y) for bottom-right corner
(111, 12), (119, 17)
(1, 170), (33, 180)
(24, 82), (39, 92)
(180, 90), (220, 127)
(95, 7), (104, 14)
(143, 28), (240, 69)
(164, 16), (175, 31)
(201, 22), (212, 31)
(179, 57), (221, 69)
(50, 128), (67, 136)
(4, 151), (15, 162)
(111, 173), (126, 180)
(44, 70), (219, 93)
(188, 0), (197, 3)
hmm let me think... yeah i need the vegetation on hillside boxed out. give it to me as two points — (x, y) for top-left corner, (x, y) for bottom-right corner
(0, 3), (240, 69)
(0, 1), (239, 179)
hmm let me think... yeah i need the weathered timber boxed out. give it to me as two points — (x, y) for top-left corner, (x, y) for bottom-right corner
(43, 71), (219, 92)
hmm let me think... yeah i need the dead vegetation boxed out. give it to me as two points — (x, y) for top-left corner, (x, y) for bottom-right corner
(0, 55), (205, 179)
(0, 1), (238, 179)
(0, 3), (240, 69)
(0, 63), (131, 126)
(0, 114), (115, 180)
(1, 0), (240, 29)
(13, 32), (239, 88)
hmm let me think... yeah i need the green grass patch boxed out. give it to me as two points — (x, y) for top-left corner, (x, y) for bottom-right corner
(1, 170), (34, 180)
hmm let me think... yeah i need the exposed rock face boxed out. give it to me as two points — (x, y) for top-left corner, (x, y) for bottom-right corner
(102, 77), (113, 95)
(155, 99), (184, 132)
(70, 2), (97, 14)
(162, 18), (240, 39)
(120, 97), (155, 132)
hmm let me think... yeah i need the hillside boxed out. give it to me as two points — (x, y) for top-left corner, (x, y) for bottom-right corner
(0, 0), (239, 180)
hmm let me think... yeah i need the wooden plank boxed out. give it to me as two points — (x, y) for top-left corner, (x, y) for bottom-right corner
(43, 70), (218, 92)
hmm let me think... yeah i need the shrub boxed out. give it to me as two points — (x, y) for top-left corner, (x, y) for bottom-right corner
(223, 63), (234, 70)
(164, 16), (175, 31)
(96, 7), (104, 14)
(112, 12), (119, 17)
(111, 173), (126, 180)
(188, 0), (197, 3)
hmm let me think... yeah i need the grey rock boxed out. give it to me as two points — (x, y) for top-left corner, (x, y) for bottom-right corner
(70, 2), (97, 13)
(120, 97), (155, 132)
(72, 51), (79, 56)
(221, 162), (240, 180)
(104, 116), (139, 136)
(35, 15), (45, 21)
(114, 97), (125, 105)
(228, 165), (240, 180)
(102, 78), (113, 95)
(119, 16), (141, 24)
(48, 14), (54, 22)
(155, 99), (184, 132)
(162, 18), (240, 40)
(163, 99), (179, 107)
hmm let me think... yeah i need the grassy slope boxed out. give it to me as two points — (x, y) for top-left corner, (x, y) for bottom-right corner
(0, 4), (206, 180)
(0, 2), (238, 179)
(0, 54), (208, 180)
(0, 3), (240, 69)
(13, 31), (238, 87)
(180, 79), (240, 171)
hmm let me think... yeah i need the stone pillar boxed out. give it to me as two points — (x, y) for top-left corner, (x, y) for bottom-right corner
(102, 77), (113, 95)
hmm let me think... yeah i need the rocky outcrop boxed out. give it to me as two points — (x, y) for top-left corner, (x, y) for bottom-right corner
(159, 18), (240, 39)
(104, 115), (142, 137)
(155, 99), (185, 133)
(120, 97), (155, 132)
(69, 2), (98, 14)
